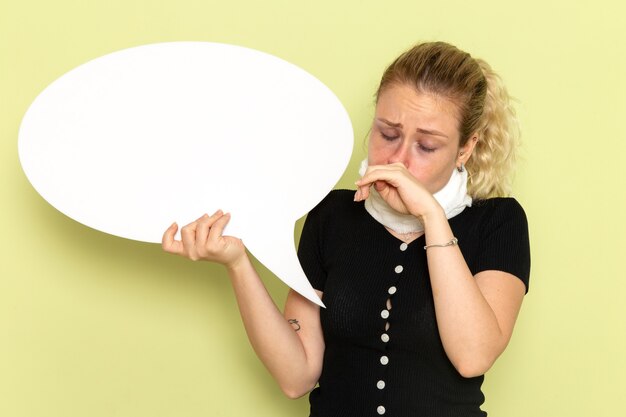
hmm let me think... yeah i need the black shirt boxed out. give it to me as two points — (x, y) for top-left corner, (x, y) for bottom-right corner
(297, 190), (531, 417)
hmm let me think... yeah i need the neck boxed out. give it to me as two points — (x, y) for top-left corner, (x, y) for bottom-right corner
(386, 227), (424, 244)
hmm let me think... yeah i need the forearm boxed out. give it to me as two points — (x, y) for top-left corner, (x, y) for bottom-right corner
(422, 211), (505, 377)
(226, 254), (319, 396)
(162, 212), (321, 395)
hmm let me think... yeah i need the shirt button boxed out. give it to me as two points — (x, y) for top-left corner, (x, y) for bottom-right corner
(381, 333), (390, 343)
(377, 380), (386, 389)
(400, 242), (408, 251)
(381, 309), (390, 319)
(388, 286), (397, 295)
(394, 265), (404, 273)
(377, 405), (386, 415)
(380, 355), (389, 365)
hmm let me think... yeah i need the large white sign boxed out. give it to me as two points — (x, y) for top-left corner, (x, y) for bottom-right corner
(18, 42), (354, 306)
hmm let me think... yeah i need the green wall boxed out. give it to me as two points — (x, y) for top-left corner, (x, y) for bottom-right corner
(1, 1), (624, 416)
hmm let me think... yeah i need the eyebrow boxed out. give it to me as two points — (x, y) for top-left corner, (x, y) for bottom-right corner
(377, 118), (449, 139)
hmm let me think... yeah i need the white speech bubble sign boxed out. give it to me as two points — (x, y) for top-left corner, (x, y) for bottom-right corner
(18, 42), (354, 307)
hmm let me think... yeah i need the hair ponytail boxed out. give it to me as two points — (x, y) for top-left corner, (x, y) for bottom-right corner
(466, 60), (520, 199)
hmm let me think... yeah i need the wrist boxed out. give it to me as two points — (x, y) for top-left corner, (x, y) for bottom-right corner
(225, 253), (251, 275)
(418, 204), (446, 227)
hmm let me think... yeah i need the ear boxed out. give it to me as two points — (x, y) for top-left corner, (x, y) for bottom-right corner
(457, 134), (479, 169)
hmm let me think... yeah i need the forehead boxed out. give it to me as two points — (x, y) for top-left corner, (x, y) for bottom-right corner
(375, 84), (461, 134)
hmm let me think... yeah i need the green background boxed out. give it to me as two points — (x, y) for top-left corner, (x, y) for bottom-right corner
(1, 1), (624, 416)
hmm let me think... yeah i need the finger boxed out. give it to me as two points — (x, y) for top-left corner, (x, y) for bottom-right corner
(204, 209), (224, 227)
(355, 164), (406, 201)
(388, 162), (406, 169)
(208, 212), (231, 244)
(195, 214), (211, 246)
(356, 165), (385, 187)
(353, 182), (373, 201)
(374, 180), (388, 192)
(181, 219), (199, 250)
(362, 184), (372, 199)
(359, 169), (401, 189)
(356, 184), (367, 201)
(197, 209), (225, 249)
(162, 222), (184, 254)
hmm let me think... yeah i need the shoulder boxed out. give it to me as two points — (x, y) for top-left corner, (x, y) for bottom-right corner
(301, 189), (365, 249)
(313, 189), (356, 208)
(306, 189), (359, 220)
(298, 190), (360, 291)
(460, 197), (528, 232)
(471, 197), (526, 216)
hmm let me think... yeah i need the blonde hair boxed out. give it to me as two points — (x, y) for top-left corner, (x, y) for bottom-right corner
(376, 42), (520, 199)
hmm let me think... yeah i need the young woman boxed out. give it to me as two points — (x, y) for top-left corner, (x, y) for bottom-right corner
(162, 41), (530, 417)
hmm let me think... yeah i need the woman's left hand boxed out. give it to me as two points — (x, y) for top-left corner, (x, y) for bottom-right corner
(354, 162), (442, 220)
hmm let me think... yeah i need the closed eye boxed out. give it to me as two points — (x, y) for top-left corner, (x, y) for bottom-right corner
(417, 142), (436, 153)
(381, 132), (399, 141)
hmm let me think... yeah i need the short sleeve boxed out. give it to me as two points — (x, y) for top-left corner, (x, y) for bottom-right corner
(297, 199), (328, 291)
(472, 199), (531, 292)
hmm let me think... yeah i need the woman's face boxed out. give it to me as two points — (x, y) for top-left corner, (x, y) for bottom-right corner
(368, 83), (476, 194)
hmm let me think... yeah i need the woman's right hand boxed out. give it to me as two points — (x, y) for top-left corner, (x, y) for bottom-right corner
(161, 210), (247, 269)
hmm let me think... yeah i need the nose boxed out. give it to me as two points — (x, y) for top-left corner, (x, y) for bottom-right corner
(388, 139), (412, 168)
